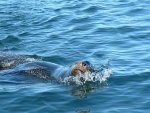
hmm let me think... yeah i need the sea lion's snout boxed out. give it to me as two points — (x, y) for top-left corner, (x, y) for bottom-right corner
(70, 61), (94, 76)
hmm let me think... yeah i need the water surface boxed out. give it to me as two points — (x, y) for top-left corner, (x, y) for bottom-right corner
(0, 0), (150, 113)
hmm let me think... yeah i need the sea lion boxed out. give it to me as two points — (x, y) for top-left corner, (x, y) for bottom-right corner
(22, 61), (94, 81)
(0, 59), (94, 82)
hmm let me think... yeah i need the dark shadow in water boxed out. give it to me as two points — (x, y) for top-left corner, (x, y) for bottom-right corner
(71, 81), (107, 98)
(70, 82), (108, 113)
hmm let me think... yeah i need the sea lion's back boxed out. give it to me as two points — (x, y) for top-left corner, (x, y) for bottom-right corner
(18, 61), (61, 76)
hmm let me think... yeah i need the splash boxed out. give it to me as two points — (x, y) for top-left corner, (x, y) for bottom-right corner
(61, 65), (112, 85)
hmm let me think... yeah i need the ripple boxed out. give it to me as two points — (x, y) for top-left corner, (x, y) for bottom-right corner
(0, 35), (23, 51)
(1, 35), (21, 43)
(129, 32), (150, 40)
(18, 32), (32, 37)
(93, 27), (117, 34)
(41, 55), (66, 64)
(0, 0), (150, 112)
(0, 41), (4, 48)
(117, 25), (144, 34)
(83, 6), (100, 13)
(125, 7), (148, 16)
(110, 72), (150, 86)
(70, 16), (91, 24)
(71, 24), (95, 32)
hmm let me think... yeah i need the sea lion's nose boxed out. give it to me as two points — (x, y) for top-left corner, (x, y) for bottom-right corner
(80, 77), (85, 82)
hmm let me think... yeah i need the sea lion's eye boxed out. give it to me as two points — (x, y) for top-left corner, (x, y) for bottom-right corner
(82, 62), (86, 66)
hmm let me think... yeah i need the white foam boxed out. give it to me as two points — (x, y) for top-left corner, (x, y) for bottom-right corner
(61, 67), (112, 85)
(25, 58), (37, 62)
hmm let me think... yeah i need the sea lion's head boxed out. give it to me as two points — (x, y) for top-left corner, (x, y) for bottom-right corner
(70, 61), (94, 76)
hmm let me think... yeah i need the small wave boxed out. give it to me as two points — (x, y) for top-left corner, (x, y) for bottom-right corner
(93, 27), (117, 34)
(61, 66), (112, 85)
(0, 35), (22, 51)
(70, 17), (90, 24)
(18, 32), (32, 37)
(1, 35), (21, 43)
(83, 6), (99, 13)
(125, 7), (147, 16)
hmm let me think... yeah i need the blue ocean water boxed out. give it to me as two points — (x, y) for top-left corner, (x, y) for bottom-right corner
(0, 0), (150, 113)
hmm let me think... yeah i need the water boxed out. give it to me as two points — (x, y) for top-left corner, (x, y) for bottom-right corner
(0, 0), (150, 112)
